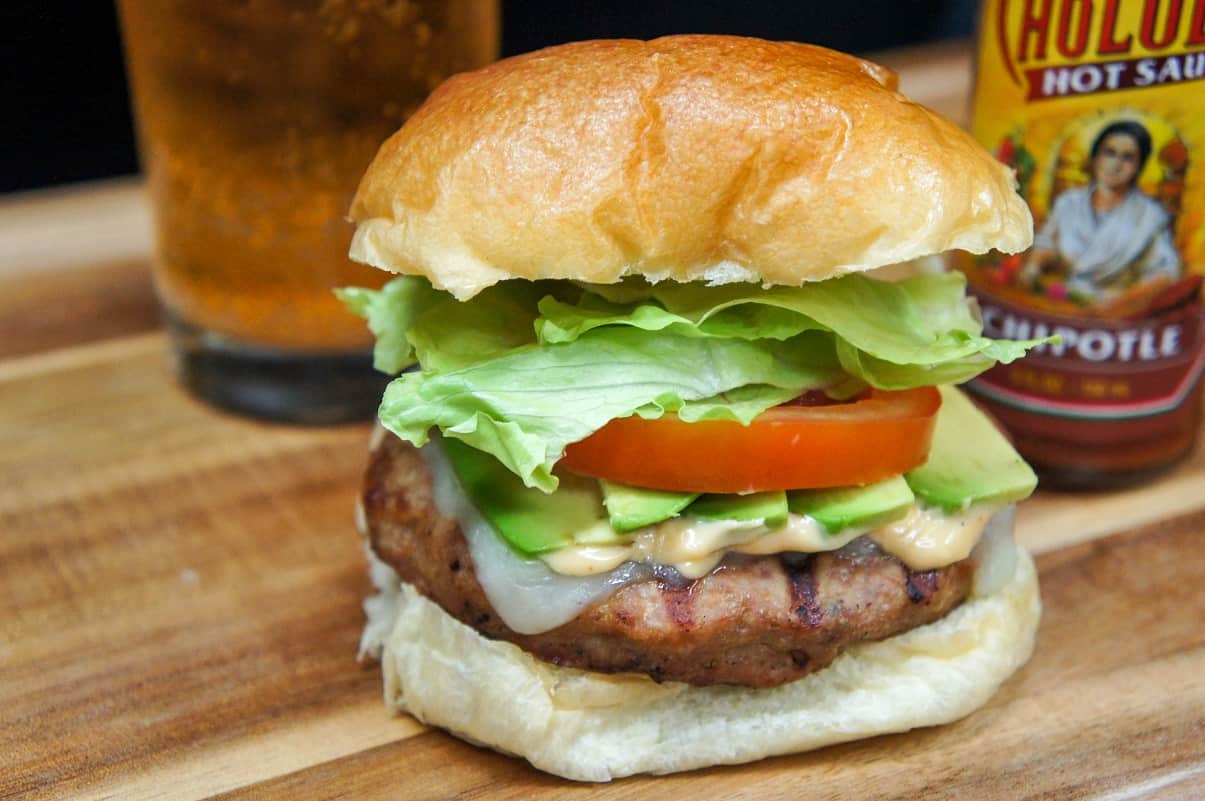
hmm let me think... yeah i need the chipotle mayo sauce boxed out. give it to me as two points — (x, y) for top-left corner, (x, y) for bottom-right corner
(959, 0), (1205, 487)
(539, 505), (996, 579)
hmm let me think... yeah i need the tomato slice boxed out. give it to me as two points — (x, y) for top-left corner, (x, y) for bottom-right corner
(559, 387), (942, 493)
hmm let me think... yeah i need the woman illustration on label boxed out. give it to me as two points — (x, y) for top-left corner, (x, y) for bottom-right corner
(1022, 120), (1181, 309)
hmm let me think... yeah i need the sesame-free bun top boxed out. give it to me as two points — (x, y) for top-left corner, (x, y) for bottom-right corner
(349, 35), (1032, 300)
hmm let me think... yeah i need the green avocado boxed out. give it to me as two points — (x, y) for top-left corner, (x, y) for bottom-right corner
(443, 383), (1035, 558)
(687, 491), (790, 527)
(786, 475), (914, 534)
(600, 481), (698, 533)
(905, 385), (1038, 512)
(441, 437), (608, 555)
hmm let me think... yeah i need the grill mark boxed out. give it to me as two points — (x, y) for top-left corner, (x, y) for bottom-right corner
(784, 555), (824, 627)
(661, 583), (696, 631)
(905, 569), (940, 604)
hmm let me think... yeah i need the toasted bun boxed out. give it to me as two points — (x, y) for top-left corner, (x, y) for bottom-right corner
(361, 544), (1040, 782)
(349, 35), (1032, 300)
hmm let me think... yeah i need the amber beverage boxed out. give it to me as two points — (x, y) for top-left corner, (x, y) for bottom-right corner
(118, 0), (498, 422)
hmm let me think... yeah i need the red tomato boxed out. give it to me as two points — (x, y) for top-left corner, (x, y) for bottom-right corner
(559, 387), (941, 493)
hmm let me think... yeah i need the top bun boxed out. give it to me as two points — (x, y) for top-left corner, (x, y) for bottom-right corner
(349, 35), (1032, 300)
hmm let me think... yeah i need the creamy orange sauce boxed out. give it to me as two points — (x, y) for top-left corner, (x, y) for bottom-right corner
(541, 505), (995, 578)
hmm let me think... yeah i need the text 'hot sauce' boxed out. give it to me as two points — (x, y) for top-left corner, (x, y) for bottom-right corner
(960, 0), (1205, 488)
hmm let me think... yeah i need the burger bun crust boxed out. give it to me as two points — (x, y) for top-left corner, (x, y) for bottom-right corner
(349, 35), (1032, 299)
(361, 543), (1041, 782)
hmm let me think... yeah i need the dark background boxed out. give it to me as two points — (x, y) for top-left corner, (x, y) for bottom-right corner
(2, 2), (974, 194)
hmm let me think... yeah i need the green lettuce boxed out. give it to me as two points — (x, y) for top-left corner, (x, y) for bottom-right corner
(336, 281), (549, 373)
(342, 272), (1048, 492)
(378, 329), (845, 492)
(540, 272), (1038, 388)
(334, 279), (443, 374)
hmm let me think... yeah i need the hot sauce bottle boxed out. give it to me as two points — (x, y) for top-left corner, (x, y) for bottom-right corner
(960, 0), (1205, 488)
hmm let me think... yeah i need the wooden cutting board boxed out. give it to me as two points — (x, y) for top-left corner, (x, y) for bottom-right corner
(3, 42), (1205, 801)
(3, 333), (1204, 800)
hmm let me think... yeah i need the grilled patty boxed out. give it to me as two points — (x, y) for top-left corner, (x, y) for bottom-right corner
(362, 433), (976, 688)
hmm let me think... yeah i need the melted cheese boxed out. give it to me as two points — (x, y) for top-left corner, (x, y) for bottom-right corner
(418, 435), (1008, 636)
(420, 436), (644, 634)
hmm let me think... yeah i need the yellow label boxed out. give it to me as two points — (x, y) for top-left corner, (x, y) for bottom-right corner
(968, 0), (1205, 318)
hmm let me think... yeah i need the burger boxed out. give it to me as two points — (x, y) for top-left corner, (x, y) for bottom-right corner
(340, 35), (1044, 781)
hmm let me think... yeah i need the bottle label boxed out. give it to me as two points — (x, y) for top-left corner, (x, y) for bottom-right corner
(964, 0), (1205, 434)
(974, 290), (1204, 419)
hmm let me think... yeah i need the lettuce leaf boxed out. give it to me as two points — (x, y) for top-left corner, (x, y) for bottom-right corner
(334, 279), (442, 374)
(539, 272), (1039, 387)
(378, 329), (846, 492)
(342, 273), (1049, 491)
(406, 282), (547, 372)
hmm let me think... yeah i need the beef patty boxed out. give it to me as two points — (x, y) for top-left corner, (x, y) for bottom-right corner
(363, 433), (976, 688)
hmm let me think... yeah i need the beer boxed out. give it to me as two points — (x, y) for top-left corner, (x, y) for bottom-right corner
(118, 1), (498, 419)
(960, 0), (1205, 487)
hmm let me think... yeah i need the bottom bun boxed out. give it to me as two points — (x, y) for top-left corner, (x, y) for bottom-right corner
(362, 545), (1040, 782)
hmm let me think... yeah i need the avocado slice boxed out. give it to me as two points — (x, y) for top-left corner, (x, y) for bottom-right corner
(441, 437), (608, 555)
(442, 383), (1034, 556)
(600, 481), (698, 533)
(687, 491), (789, 527)
(905, 385), (1038, 513)
(786, 475), (914, 534)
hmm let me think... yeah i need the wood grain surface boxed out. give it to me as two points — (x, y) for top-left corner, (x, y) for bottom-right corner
(3, 41), (1205, 801)
(3, 334), (1203, 801)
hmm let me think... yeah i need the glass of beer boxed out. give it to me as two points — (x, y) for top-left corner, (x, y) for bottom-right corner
(117, 0), (499, 423)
